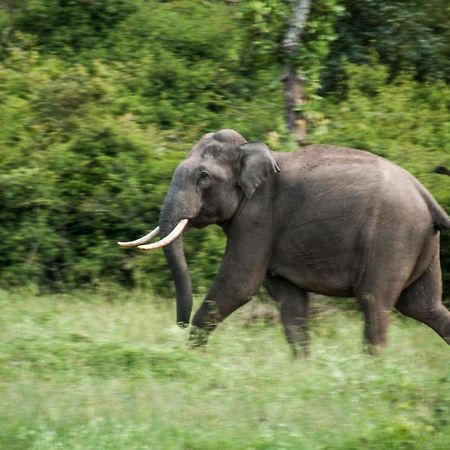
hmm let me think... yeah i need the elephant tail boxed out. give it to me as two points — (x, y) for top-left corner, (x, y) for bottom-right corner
(431, 207), (450, 231)
(415, 179), (450, 230)
(432, 166), (450, 176)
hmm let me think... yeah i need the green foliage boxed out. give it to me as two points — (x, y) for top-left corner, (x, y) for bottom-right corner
(3, 0), (137, 58)
(322, 0), (450, 93)
(0, 46), (165, 287)
(0, 1), (449, 298)
(237, 0), (342, 88)
(0, 290), (449, 449)
(0, 1), (286, 291)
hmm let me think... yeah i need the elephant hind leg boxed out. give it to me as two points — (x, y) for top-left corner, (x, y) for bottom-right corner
(266, 275), (310, 356)
(357, 292), (394, 355)
(396, 255), (450, 345)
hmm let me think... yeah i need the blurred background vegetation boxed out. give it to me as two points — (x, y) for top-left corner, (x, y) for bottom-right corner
(0, 0), (449, 298)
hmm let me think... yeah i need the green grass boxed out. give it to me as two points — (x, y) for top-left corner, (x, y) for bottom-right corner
(0, 288), (449, 449)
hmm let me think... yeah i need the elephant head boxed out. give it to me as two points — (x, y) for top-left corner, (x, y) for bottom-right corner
(118, 129), (280, 326)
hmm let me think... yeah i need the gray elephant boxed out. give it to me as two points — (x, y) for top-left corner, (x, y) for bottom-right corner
(119, 129), (450, 355)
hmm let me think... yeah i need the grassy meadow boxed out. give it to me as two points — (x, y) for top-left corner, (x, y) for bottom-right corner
(0, 287), (449, 450)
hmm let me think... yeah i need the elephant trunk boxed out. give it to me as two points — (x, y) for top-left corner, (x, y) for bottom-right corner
(160, 220), (192, 327)
(159, 167), (201, 326)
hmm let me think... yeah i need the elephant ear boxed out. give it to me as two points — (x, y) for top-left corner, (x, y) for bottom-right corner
(238, 141), (281, 199)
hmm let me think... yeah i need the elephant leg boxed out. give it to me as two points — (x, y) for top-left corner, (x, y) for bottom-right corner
(189, 292), (254, 348)
(356, 239), (423, 355)
(189, 229), (273, 348)
(396, 255), (450, 345)
(266, 275), (310, 356)
(357, 292), (393, 355)
(356, 271), (409, 354)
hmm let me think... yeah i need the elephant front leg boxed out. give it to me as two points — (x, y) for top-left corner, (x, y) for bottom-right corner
(189, 232), (273, 348)
(189, 301), (216, 349)
(189, 291), (254, 348)
(266, 275), (310, 356)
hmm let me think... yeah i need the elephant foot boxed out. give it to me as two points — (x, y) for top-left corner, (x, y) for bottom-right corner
(188, 326), (210, 349)
(290, 344), (310, 358)
(364, 341), (387, 356)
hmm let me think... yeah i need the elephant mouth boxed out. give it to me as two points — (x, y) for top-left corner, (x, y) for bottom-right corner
(188, 216), (213, 228)
(117, 219), (189, 250)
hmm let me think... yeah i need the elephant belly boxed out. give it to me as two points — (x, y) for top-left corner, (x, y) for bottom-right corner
(269, 223), (360, 296)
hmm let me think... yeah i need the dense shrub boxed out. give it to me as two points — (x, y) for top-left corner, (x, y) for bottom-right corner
(0, 1), (448, 300)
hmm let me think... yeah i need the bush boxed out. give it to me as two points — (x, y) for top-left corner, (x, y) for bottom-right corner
(0, 3), (448, 302)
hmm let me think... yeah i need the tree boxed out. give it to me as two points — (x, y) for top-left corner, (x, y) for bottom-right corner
(282, 0), (311, 145)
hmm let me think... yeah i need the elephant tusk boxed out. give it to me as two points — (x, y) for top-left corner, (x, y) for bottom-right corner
(138, 219), (188, 251)
(117, 226), (160, 247)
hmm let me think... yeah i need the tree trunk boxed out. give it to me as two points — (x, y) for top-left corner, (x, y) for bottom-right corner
(282, 64), (308, 145)
(282, 0), (312, 146)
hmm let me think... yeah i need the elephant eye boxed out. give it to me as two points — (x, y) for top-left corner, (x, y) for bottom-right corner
(197, 171), (211, 188)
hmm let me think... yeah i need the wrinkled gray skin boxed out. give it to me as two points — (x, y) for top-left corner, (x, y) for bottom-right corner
(158, 129), (450, 355)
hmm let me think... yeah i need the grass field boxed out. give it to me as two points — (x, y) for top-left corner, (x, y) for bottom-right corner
(0, 287), (449, 450)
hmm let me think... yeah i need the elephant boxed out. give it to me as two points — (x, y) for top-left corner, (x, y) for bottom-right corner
(119, 129), (450, 355)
